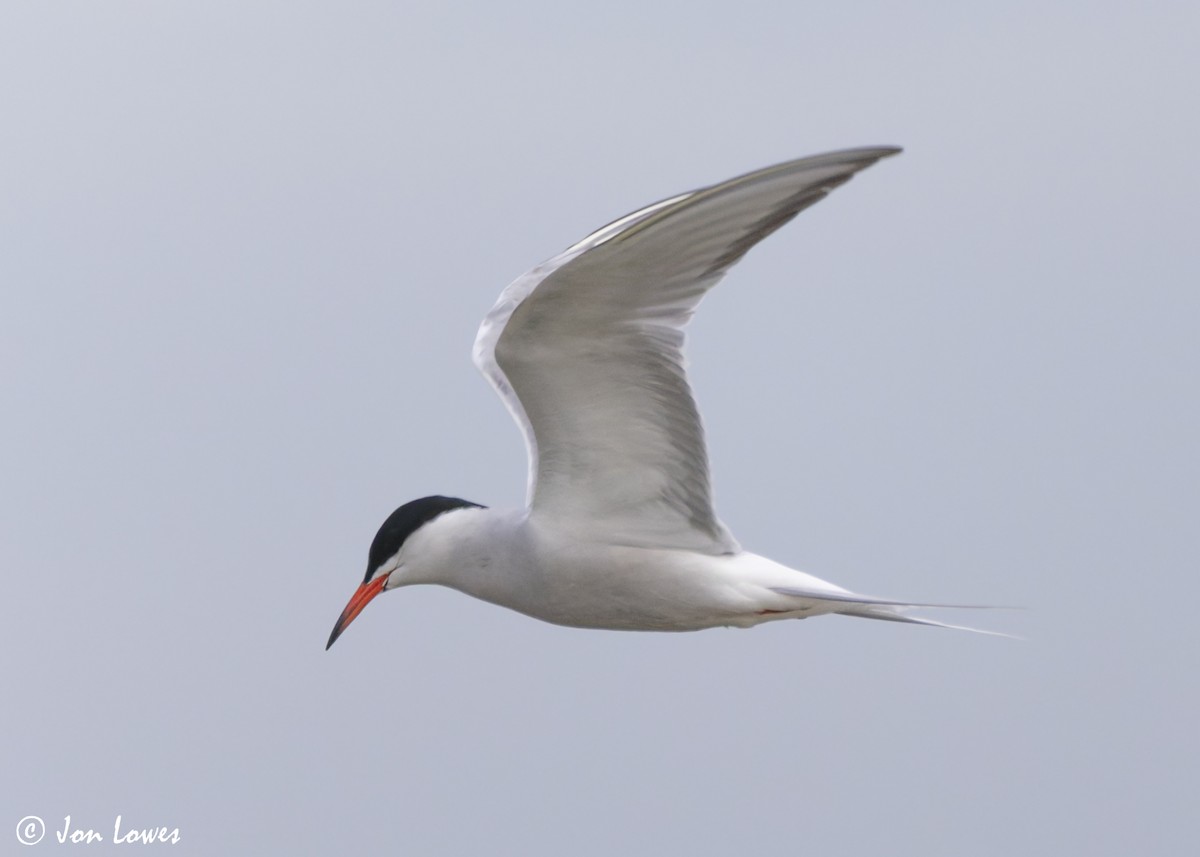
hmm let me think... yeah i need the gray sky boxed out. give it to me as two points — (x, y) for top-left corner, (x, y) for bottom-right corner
(3, 2), (1197, 854)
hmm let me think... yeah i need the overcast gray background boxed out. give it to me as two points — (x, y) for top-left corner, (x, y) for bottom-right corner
(3, 2), (1197, 855)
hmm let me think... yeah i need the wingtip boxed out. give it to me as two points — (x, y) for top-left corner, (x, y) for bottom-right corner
(847, 144), (903, 163)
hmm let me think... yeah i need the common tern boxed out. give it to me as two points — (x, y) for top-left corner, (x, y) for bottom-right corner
(328, 146), (988, 649)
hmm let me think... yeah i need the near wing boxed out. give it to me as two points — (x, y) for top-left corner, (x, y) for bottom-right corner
(473, 147), (901, 554)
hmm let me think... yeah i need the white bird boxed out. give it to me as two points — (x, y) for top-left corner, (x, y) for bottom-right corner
(327, 146), (988, 649)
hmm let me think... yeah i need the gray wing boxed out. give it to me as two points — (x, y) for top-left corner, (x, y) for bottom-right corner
(473, 147), (900, 554)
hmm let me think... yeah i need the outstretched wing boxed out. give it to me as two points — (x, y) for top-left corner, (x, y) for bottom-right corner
(473, 147), (900, 554)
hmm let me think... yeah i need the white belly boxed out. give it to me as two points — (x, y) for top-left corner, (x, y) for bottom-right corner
(456, 530), (849, 631)
(410, 507), (854, 632)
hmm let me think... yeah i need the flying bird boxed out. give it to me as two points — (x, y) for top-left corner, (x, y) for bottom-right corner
(328, 147), (987, 650)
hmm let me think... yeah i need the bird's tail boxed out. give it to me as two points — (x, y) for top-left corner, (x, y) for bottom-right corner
(769, 586), (1015, 638)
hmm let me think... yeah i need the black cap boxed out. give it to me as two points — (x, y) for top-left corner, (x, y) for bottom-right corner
(365, 495), (484, 583)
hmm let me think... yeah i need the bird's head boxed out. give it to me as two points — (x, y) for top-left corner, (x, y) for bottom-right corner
(326, 495), (483, 650)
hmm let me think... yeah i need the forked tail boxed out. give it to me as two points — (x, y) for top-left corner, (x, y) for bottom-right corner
(769, 586), (1015, 638)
